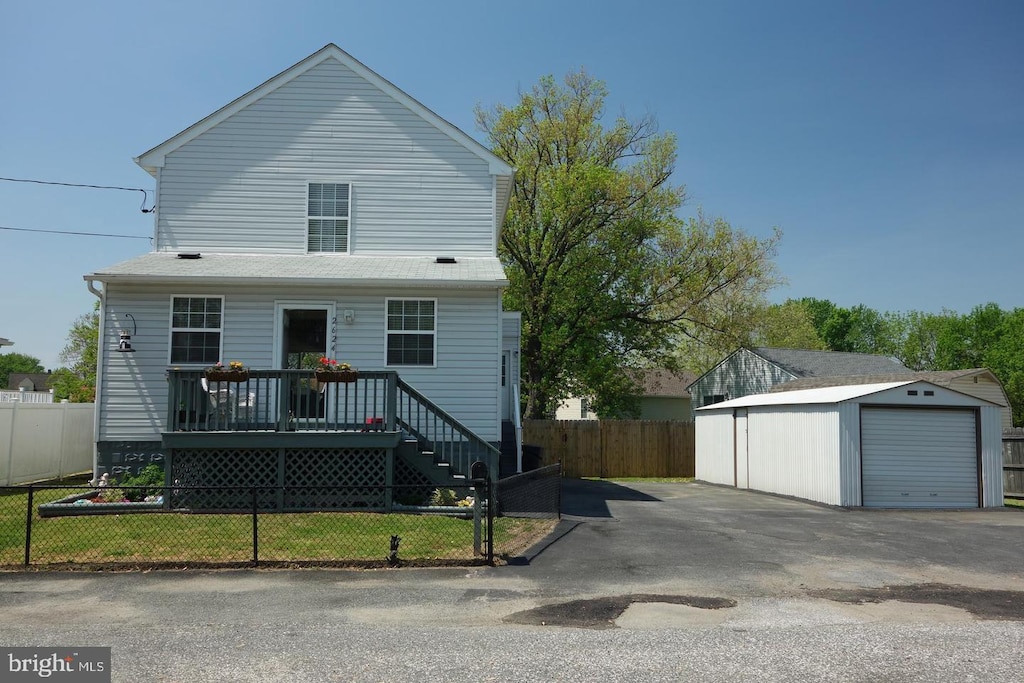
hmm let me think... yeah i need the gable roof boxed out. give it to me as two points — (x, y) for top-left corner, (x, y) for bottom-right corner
(769, 368), (1009, 406)
(696, 379), (1000, 411)
(135, 44), (514, 180)
(0, 337), (12, 347)
(750, 347), (907, 378)
(8, 373), (51, 392)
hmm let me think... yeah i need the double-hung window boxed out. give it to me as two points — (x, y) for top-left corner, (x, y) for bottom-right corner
(170, 296), (223, 364)
(307, 182), (350, 253)
(386, 299), (436, 366)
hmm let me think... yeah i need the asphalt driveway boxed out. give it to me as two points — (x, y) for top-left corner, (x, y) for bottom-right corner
(1, 480), (1023, 682)
(512, 479), (1024, 600)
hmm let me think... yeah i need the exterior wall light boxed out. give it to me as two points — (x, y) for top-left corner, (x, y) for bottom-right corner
(118, 313), (137, 353)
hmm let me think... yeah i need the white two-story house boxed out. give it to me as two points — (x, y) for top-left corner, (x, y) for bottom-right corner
(84, 44), (520, 504)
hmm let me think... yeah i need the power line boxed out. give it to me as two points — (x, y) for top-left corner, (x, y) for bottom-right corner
(0, 176), (155, 212)
(0, 225), (151, 240)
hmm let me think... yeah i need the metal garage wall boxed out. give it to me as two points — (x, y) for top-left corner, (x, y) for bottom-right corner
(980, 405), (1004, 506)
(853, 384), (1004, 508)
(837, 402), (862, 506)
(695, 410), (735, 485)
(747, 405), (842, 505)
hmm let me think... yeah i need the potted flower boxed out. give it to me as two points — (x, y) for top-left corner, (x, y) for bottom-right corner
(314, 357), (358, 383)
(205, 360), (249, 382)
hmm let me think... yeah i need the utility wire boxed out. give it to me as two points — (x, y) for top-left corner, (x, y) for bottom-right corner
(0, 225), (151, 240)
(0, 176), (155, 212)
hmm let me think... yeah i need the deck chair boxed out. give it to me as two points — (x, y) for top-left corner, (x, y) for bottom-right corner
(201, 377), (256, 425)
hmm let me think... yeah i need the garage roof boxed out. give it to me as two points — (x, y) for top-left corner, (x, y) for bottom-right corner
(695, 380), (1000, 411)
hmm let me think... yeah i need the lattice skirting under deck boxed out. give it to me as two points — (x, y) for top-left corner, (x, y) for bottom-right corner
(169, 446), (390, 511)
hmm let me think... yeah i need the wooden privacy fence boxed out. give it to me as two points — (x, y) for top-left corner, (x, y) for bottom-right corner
(523, 420), (695, 478)
(1003, 428), (1024, 500)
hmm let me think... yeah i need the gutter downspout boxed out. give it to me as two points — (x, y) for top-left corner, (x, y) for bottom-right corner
(86, 278), (104, 481)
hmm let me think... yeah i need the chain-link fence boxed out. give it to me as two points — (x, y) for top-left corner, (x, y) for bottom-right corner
(0, 478), (561, 569)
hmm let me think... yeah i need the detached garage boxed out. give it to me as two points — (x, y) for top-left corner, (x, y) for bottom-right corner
(695, 380), (1003, 508)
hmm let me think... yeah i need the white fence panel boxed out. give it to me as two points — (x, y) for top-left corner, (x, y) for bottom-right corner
(0, 390), (54, 404)
(0, 403), (95, 486)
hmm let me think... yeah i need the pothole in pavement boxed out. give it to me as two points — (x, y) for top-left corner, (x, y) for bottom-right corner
(811, 583), (1024, 621)
(503, 594), (737, 629)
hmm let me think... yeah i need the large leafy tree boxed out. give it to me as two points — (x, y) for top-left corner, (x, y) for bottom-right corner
(49, 304), (99, 402)
(478, 71), (780, 417)
(752, 300), (825, 350)
(0, 352), (44, 389)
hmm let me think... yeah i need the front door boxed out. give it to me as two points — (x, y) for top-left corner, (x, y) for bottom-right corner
(274, 303), (335, 420)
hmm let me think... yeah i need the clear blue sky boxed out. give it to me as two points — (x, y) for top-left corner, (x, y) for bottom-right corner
(2, 0), (1021, 369)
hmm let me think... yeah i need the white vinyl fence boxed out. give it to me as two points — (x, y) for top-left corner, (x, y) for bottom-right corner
(0, 403), (95, 486)
(0, 389), (54, 403)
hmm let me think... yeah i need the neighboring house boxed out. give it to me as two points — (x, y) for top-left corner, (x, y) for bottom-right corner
(687, 347), (908, 415)
(0, 337), (12, 347)
(555, 368), (697, 421)
(770, 368), (1014, 430)
(83, 44), (518, 497)
(555, 397), (599, 421)
(7, 373), (52, 393)
(1, 373), (54, 404)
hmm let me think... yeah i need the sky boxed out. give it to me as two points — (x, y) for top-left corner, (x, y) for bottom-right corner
(1, 0), (1022, 369)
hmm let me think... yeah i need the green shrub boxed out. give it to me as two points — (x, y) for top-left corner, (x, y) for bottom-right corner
(429, 488), (459, 506)
(119, 464), (165, 502)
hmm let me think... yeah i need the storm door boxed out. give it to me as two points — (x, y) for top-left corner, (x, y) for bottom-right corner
(274, 303), (335, 422)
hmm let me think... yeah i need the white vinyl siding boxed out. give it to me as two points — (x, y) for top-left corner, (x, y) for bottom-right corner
(861, 408), (978, 508)
(155, 59), (495, 256)
(307, 182), (350, 253)
(386, 299), (436, 366)
(98, 285), (499, 442)
(948, 376), (1013, 429)
(169, 296), (223, 365)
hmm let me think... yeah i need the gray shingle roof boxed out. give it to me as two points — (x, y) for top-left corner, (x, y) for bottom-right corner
(8, 373), (51, 392)
(632, 368), (698, 397)
(769, 368), (1008, 405)
(85, 253), (508, 287)
(753, 347), (907, 378)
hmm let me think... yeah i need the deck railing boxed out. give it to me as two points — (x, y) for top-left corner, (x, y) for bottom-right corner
(166, 369), (396, 434)
(166, 369), (498, 477)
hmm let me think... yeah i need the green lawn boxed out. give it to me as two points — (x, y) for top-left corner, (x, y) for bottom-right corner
(1005, 498), (1024, 509)
(0, 487), (555, 568)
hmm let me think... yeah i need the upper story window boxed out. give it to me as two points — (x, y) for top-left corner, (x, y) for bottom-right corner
(307, 182), (350, 253)
(386, 299), (436, 366)
(170, 296), (223, 364)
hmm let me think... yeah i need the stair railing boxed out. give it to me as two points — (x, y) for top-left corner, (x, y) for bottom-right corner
(395, 377), (500, 479)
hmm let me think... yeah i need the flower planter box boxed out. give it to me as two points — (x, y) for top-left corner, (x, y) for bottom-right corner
(205, 370), (250, 383)
(315, 369), (358, 383)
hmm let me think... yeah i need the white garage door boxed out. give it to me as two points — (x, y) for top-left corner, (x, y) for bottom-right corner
(861, 408), (978, 508)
